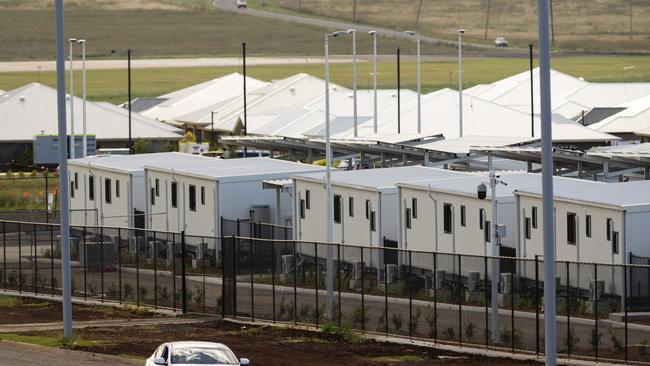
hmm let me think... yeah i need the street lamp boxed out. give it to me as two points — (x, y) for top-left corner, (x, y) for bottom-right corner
(68, 38), (77, 159)
(347, 29), (358, 138)
(404, 31), (421, 134)
(78, 39), (87, 157)
(368, 31), (378, 134)
(457, 29), (465, 138)
(127, 48), (132, 154)
(325, 30), (348, 322)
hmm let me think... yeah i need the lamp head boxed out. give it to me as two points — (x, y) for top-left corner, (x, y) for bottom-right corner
(457, 29), (466, 34)
(77, 39), (86, 44)
(347, 29), (356, 34)
(368, 30), (376, 35)
(68, 38), (77, 43)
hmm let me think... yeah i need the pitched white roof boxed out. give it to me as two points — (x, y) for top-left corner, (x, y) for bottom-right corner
(140, 73), (268, 124)
(563, 83), (650, 113)
(69, 152), (206, 173)
(0, 83), (182, 142)
(360, 88), (617, 142)
(587, 94), (650, 134)
(414, 135), (536, 154)
(205, 73), (347, 133)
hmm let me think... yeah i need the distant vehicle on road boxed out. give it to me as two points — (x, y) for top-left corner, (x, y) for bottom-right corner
(237, 0), (247, 9)
(146, 342), (250, 366)
(494, 37), (508, 47)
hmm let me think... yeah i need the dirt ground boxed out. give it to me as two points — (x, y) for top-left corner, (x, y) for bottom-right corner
(25, 320), (543, 366)
(0, 295), (158, 324)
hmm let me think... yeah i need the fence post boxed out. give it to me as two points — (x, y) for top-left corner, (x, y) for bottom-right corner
(623, 264), (628, 365)
(484, 255), (488, 348)
(236, 219), (240, 237)
(202, 237), (206, 314)
(32, 223), (38, 295)
(233, 235), (238, 318)
(100, 226), (105, 303)
(535, 255), (540, 356)
(136, 229), (140, 307)
(293, 240), (297, 326)
(172, 233), (176, 310)
(408, 250), (413, 339)
(338, 243), (342, 328)
(510, 257), (515, 354)
(153, 231), (157, 309)
(250, 237), (254, 321)
(434, 252), (438, 342)
(315, 242), (319, 328)
(384, 259), (388, 336)
(45, 175), (49, 223)
(18, 222), (21, 293)
(361, 246), (366, 333)
(594, 262), (599, 361)
(457, 254), (462, 346)
(181, 231), (187, 314)
(220, 236), (225, 318)
(83, 226), (87, 301)
(49, 224), (54, 295)
(566, 261), (571, 358)
(2, 222), (6, 290)
(118, 228), (122, 304)
(271, 239), (276, 323)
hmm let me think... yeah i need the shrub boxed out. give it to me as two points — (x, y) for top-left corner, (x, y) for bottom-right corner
(391, 313), (403, 333)
(443, 326), (456, 340)
(465, 321), (476, 340)
(350, 305), (369, 329)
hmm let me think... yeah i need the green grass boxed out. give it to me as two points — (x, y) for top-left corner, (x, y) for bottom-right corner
(0, 333), (115, 348)
(371, 354), (425, 362)
(251, 0), (650, 53)
(0, 296), (21, 308)
(0, 175), (58, 210)
(2, 55), (650, 105)
(0, 3), (421, 61)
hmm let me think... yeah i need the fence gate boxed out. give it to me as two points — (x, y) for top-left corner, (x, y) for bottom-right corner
(222, 236), (237, 316)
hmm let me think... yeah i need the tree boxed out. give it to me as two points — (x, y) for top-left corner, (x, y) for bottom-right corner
(132, 139), (151, 154)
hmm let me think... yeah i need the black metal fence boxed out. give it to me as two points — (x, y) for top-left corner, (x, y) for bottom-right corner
(221, 217), (293, 240)
(0, 219), (649, 365)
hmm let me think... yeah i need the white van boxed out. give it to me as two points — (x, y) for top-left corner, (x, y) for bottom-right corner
(237, 0), (247, 9)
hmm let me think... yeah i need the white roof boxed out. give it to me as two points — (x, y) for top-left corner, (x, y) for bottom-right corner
(0, 83), (182, 142)
(588, 142), (650, 157)
(414, 135), (536, 154)
(140, 73), (268, 124)
(587, 94), (650, 134)
(293, 166), (470, 192)
(398, 173), (600, 200)
(360, 88), (616, 142)
(563, 82), (650, 112)
(465, 68), (588, 114)
(205, 73), (347, 133)
(517, 180), (650, 208)
(145, 157), (325, 182)
(68, 152), (205, 173)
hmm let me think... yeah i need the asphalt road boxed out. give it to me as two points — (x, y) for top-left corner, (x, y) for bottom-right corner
(212, 0), (525, 54)
(0, 341), (139, 366)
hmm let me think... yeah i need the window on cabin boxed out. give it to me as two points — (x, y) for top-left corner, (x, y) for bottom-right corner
(443, 204), (452, 234)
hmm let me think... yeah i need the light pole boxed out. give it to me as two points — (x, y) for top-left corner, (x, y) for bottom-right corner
(457, 29), (465, 138)
(405, 31), (421, 133)
(369, 31), (378, 134)
(537, 1), (557, 364)
(325, 30), (348, 322)
(347, 29), (358, 138)
(68, 38), (77, 159)
(242, 42), (248, 157)
(78, 39), (87, 157)
(127, 48), (132, 154)
(55, 0), (73, 340)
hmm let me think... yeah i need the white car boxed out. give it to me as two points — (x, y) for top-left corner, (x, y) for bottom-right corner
(146, 342), (250, 366)
(236, 0), (247, 9)
(494, 37), (508, 47)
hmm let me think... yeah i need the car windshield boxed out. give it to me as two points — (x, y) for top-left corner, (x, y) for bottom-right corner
(171, 347), (239, 365)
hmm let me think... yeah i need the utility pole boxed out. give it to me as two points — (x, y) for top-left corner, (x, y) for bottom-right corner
(484, 0), (492, 40)
(242, 42), (248, 157)
(458, 29), (465, 138)
(369, 31), (378, 134)
(530, 44), (535, 139)
(79, 40), (87, 157)
(68, 38), (77, 159)
(414, 0), (424, 31)
(550, 0), (555, 46)
(538, 0), (557, 364)
(55, 0), (73, 340)
(397, 47), (401, 134)
(127, 48), (132, 154)
(352, 0), (357, 23)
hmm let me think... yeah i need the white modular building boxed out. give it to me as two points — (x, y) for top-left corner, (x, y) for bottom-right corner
(68, 152), (206, 228)
(292, 166), (470, 248)
(396, 173), (599, 257)
(144, 158), (324, 238)
(515, 180), (650, 265)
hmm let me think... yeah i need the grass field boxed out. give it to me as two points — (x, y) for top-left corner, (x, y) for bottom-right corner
(250, 0), (650, 53)
(0, 1), (424, 61)
(1, 55), (650, 105)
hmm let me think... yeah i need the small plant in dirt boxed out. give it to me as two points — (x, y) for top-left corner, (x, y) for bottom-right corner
(194, 286), (205, 307)
(350, 305), (369, 329)
(590, 329), (602, 352)
(7, 271), (17, 289)
(410, 308), (421, 335)
(107, 283), (119, 299)
(298, 304), (313, 322)
(500, 328), (524, 349)
(37, 275), (49, 292)
(566, 328), (580, 353)
(443, 327), (456, 340)
(377, 313), (386, 332)
(123, 283), (134, 301)
(609, 328), (624, 353)
(88, 282), (97, 297)
(139, 286), (148, 301)
(321, 322), (360, 343)
(156, 286), (170, 304)
(424, 308), (436, 338)
(464, 321), (476, 341)
(391, 313), (403, 333)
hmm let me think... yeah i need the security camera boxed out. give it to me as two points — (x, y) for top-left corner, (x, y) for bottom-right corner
(477, 182), (487, 200)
